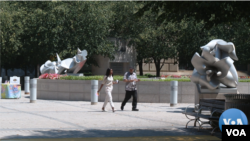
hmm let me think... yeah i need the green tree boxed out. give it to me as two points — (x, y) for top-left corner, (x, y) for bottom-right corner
(208, 20), (250, 68)
(172, 18), (250, 70)
(173, 18), (208, 69)
(1, 1), (117, 76)
(0, 2), (24, 75)
(109, 1), (149, 75)
(136, 1), (250, 29)
(131, 11), (179, 77)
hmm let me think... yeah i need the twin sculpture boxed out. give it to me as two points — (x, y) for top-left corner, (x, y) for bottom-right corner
(191, 39), (238, 90)
(40, 39), (238, 91)
(40, 49), (87, 74)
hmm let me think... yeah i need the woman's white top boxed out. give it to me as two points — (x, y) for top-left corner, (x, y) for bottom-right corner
(102, 75), (113, 86)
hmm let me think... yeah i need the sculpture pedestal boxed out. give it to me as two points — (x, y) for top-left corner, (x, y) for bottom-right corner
(66, 73), (84, 76)
(195, 84), (238, 106)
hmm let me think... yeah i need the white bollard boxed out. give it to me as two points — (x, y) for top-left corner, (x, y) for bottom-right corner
(30, 79), (37, 103)
(170, 81), (178, 107)
(91, 80), (98, 105)
(25, 76), (30, 94)
(0, 77), (2, 99)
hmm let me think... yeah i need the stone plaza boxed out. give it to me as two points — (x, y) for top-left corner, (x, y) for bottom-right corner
(0, 91), (221, 140)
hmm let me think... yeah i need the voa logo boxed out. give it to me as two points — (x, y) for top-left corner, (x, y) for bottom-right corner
(219, 108), (248, 137)
(223, 118), (243, 125)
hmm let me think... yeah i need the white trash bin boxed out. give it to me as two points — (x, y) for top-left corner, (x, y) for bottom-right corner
(25, 76), (30, 94)
(30, 79), (37, 103)
(170, 81), (178, 107)
(0, 77), (2, 99)
(91, 80), (98, 105)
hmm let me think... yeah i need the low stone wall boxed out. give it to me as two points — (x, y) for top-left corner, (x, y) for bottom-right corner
(37, 79), (250, 103)
(37, 79), (195, 103)
(194, 82), (250, 105)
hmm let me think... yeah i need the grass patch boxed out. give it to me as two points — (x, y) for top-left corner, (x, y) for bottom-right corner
(139, 78), (191, 82)
(60, 75), (103, 80)
(59, 75), (250, 82)
(60, 75), (125, 81)
(59, 75), (191, 82)
(239, 79), (250, 82)
(137, 75), (149, 78)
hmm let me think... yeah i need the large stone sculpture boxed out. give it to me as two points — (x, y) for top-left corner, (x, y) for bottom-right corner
(191, 39), (238, 90)
(40, 49), (87, 74)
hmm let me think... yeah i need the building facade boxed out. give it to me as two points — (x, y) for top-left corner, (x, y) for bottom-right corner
(92, 37), (179, 76)
(91, 38), (137, 75)
(136, 59), (179, 75)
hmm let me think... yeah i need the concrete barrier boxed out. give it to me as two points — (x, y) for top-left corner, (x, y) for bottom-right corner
(36, 79), (250, 103)
(36, 80), (195, 103)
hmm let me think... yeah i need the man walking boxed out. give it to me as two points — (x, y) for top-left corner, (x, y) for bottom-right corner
(121, 67), (140, 111)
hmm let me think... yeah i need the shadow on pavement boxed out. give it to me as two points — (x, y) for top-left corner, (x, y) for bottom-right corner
(1, 128), (221, 140)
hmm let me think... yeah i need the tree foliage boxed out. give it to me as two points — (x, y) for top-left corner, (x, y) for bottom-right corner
(1, 1), (249, 77)
(1, 1), (117, 71)
(136, 1), (250, 29)
(0, 2), (24, 70)
(131, 11), (179, 77)
(174, 18), (250, 69)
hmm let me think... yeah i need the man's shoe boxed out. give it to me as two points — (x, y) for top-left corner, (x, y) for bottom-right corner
(132, 109), (139, 111)
(121, 106), (124, 111)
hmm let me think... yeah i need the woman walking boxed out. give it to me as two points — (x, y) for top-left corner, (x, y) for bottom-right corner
(97, 68), (118, 112)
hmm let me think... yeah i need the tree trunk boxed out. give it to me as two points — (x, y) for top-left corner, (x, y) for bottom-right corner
(34, 65), (37, 78)
(37, 64), (40, 77)
(24, 66), (27, 76)
(5, 68), (8, 76)
(0, 67), (2, 77)
(138, 60), (143, 76)
(156, 66), (160, 77)
(154, 59), (161, 77)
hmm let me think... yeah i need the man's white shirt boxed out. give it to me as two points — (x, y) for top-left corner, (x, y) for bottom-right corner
(124, 72), (137, 91)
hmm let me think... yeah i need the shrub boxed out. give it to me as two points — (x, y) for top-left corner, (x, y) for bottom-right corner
(144, 73), (156, 77)
(53, 75), (250, 82)
(171, 75), (182, 78)
(84, 71), (92, 76)
(239, 76), (248, 79)
(39, 73), (66, 79)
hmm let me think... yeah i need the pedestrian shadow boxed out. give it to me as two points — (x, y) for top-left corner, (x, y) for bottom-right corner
(160, 107), (186, 110)
(166, 111), (183, 113)
(87, 110), (123, 112)
(165, 107), (186, 113)
(87, 111), (106, 113)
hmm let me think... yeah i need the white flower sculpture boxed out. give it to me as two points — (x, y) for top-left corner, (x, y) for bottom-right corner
(40, 48), (87, 74)
(191, 39), (238, 89)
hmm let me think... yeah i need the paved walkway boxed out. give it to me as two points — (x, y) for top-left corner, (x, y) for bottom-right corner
(0, 91), (221, 140)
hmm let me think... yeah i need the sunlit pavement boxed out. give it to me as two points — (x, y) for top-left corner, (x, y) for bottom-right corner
(0, 91), (221, 140)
